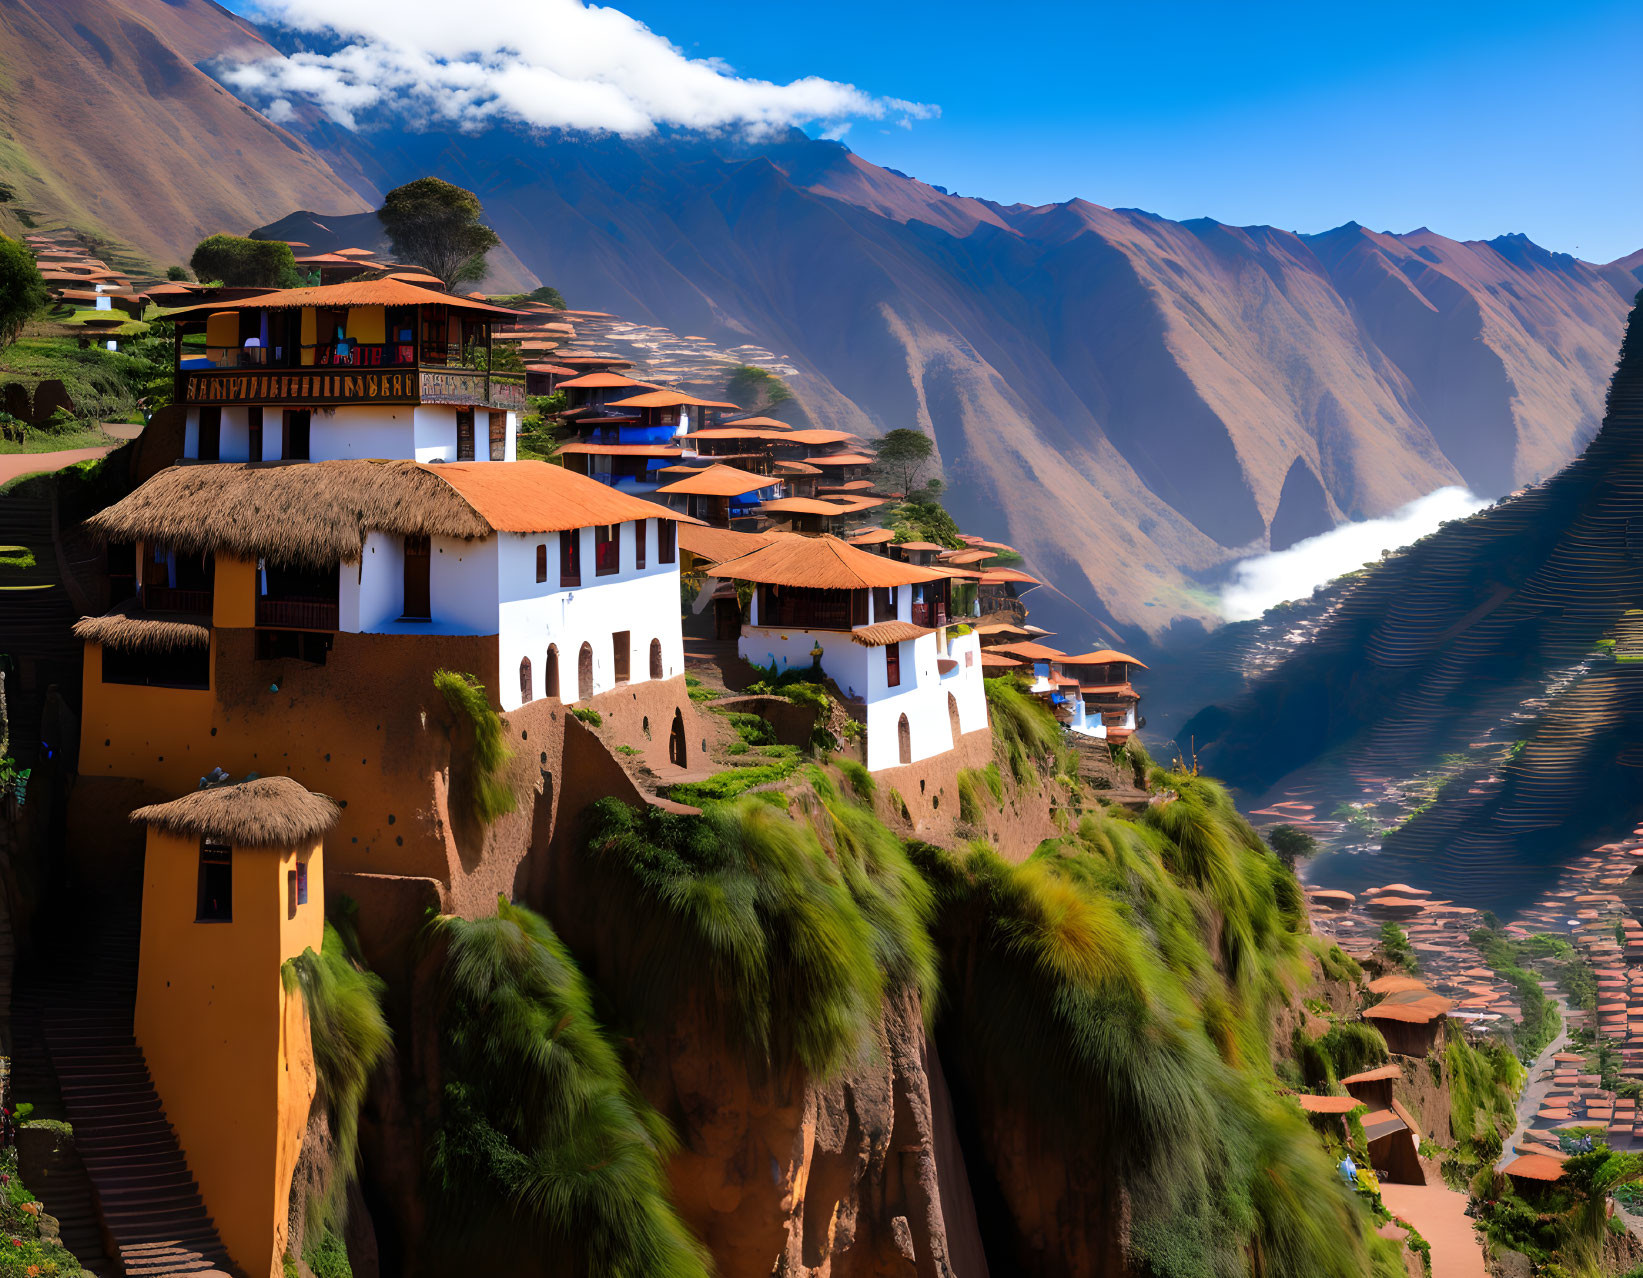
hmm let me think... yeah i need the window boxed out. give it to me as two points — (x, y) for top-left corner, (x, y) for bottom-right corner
(545, 645), (560, 698)
(288, 869), (298, 919)
(649, 638), (663, 680)
(885, 642), (901, 688)
(197, 841), (232, 922)
(102, 645), (211, 688)
(897, 714), (912, 765)
(536, 543), (548, 584)
(283, 410), (310, 461)
(872, 586), (897, 622)
(658, 519), (676, 565)
(595, 524), (619, 576)
(520, 655), (534, 704)
(578, 642), (593, 701)
(197, 407), (221, 461)
(403, 534), (431, 619)
(634, 520), (646, 570)
(560, 530), (581, 587)
(296, 860), (308, 905)
(613, 631), (631, 683)
(456, 409), (475, 461)
(247, 406), (263, 463)
(489, 411), (507, 461)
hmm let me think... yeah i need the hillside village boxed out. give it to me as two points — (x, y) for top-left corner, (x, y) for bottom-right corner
(1, 220), (1639, 1278)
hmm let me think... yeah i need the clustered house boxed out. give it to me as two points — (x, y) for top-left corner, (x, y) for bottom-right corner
(165, 280), (528, 464)
(969, 629), (1147, 741)
(707, 534), (987, 771)
(72, 279), (700, 897)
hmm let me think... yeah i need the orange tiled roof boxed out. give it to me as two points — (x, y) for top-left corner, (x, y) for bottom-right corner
(708, 534), (954, 590)
(1059, 649), (1149, 669)
(162, 279), (519, 320)
(654, 463), (774, 497)
(427, 461), (694, 533)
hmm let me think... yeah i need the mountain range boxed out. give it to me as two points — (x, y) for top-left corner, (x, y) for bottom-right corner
(7, 0), (1641, 644)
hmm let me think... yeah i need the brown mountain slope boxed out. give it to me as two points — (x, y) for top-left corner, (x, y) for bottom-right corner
(0, 0), (365, 265)
(252, 124), (1632, 640)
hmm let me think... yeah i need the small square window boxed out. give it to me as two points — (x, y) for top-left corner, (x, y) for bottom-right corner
(197, 841), (232, 922)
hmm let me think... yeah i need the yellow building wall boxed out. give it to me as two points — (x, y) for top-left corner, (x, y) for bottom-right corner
(79, 643), (217, 795)
(349, 306), (385, 345)
(214, 556), (257, 629)
(135, 830), (322, 1278)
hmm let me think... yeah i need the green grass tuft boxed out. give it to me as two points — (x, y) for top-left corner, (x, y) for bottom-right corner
(434, 670), (516, 824)
(427, 898), (708, 1275)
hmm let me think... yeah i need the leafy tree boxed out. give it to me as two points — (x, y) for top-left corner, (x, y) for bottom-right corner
(1266, 823), (1319, 867)
(726, 364), (794, 412)
(492, 285), (566, 309)
(0, 235), (48, 350)
(165, 264), (192, 282)
(874, 427), (936, 494)
(1379, 920), (1418, 973)
(378, 177), (500, 289)
(189, 234), (299, 288)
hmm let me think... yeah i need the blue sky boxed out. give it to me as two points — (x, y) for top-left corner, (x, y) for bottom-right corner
(227, 0), (1642, 260)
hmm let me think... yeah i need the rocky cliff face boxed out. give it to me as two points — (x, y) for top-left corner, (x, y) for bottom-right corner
(0, 0), (367, 263)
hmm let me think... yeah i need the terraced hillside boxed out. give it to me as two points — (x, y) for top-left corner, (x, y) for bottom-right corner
(1185, 296), (1643, 909)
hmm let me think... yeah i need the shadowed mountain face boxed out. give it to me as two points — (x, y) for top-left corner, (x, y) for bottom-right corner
(1184, 299), (1643, 911)
(261, 124), (1634, 639)
(0, 0), (367, 262)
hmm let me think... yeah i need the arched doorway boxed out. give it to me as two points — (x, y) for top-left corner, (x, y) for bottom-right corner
(519, 656), (533, 704)
(578, 642), (594, 701)
(544, 645), (559, 699)
(649, 638), (664, 680)
(668, 707), (688, 767)
(948, 693), (961, 744)
(898, 714), (912, 765)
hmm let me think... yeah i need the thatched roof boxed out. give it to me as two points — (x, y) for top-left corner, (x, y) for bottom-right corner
(131, 776), (340, 848)
(86, 460), (697, 571)
(708, 534), (952, 590)
(73, 599), (210, 653)
(678, 524), (771, 565)
(850, 621), (933, 647)
(86, 461), (489, 571)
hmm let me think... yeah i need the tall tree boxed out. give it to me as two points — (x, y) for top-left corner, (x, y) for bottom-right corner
(190, 234), (298, 288)
(873, 427), (936, 495)
(0, 235), (48, 350)
(378, 178), (500, 290)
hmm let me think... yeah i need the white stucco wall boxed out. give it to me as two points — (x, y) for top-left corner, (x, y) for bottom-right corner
(340, 532), (499, 635)
(496, 521), (686, 711)
(183, 406), (517, 463)
(737, 619), (989, 772)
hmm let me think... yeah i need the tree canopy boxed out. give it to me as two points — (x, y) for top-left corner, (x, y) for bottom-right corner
(874, 427), (936, 495)
(189, 234), (299, 288)
(379, 177), (500, 290)
(0, 236), (48, 350)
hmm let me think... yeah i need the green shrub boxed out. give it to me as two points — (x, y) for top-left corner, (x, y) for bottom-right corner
(282, 910), (391, 1233)
(583, 794), (936, 1076)
(837, 758), (875, 800)
(1319, 1021), (1388, 1078)
(569, 706), (603, 727)
(716, 710), (775, 747)
(302, 1227), (352, 1278)
(433, 670), (516, 824)
(1379, 920), (1419, 974)
(191, 234), (299, 287)
(684, 674), (718, 702)
(985, 676), (1064, 783)
(427, 898), (707, 1274)
(663, 761), (798, 805)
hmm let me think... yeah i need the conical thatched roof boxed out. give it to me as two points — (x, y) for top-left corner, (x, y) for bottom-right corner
(131, 776), (339, 848)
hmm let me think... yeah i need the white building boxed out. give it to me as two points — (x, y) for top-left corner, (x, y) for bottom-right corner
(709, 535), (988, 771)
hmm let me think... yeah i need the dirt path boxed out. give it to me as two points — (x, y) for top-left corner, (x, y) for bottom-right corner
(0, 445), (111, 488)
(1380, 1180), (1488, 1278)
(1498, 991), (1573, 1168)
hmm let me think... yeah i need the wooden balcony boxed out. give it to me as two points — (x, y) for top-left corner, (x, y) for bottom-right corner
(179, 366), (525, 412)
(144, 586), (212, 615)
(255, 597), (339, 631)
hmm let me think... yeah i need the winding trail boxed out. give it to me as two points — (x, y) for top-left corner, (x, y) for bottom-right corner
(1378, 1180), (1487, 1278)
(0, 445), (111, 487)
(1497, 991), (1572, 1170)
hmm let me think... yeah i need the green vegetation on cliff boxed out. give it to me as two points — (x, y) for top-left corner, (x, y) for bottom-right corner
(427, 898), (709, 1276)
(914, 769), (1386, 1278)
(582, 787), (936, 1078)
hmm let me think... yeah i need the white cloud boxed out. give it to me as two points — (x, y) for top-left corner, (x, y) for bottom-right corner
(228, 0), (938, 137)
(1218, 486), (1491, 621)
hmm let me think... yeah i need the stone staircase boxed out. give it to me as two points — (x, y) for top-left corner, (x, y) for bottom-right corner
(14, 903), (240, 1278)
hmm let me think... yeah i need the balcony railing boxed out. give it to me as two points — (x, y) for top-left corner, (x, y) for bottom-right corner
(763, 598), (857, 631)
(256, 597), (339, 631)
(144, 586), (212, 615)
